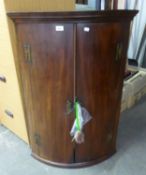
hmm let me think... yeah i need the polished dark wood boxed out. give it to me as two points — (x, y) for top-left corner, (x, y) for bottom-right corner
(32, 150), (116, 168)
(8, 11), (137, 167)
(16, 23), (75, 164)
(8, 10), (138, 23)
(76, 22), (130, 162)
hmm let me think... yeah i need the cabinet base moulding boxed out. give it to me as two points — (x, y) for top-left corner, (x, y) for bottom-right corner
(32, 150), (116, 168)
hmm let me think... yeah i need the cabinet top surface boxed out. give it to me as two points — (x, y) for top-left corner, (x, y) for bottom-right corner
(8, 10), (138, 23)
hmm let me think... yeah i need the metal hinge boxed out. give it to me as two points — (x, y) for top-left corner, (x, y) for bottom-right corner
(34, 133), (41, 146)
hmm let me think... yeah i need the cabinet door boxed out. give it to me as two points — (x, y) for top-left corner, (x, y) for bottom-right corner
(76, 23), (130, 163)
(17, 23), (74, 164)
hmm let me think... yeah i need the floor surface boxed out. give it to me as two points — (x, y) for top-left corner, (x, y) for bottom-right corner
(0, 96), (146, 175)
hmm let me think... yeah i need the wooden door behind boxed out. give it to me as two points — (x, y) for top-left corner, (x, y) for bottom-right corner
(76, 22), (130, 163)
(17, 23), (74, 164)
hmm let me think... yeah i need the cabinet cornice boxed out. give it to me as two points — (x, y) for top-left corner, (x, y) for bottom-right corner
(8, 10), (138, 23)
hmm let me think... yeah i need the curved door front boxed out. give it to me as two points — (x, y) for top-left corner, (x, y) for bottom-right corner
(17, 23), (75, 164)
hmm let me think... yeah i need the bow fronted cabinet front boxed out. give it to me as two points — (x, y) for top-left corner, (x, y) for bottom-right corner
(8, 10), (138, 168)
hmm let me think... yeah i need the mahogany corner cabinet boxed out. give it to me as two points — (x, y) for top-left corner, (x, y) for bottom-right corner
(8, 10), (137, 168)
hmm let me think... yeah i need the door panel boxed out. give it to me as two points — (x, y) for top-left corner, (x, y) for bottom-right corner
(17, 23), (74, 163)
(76, 23), (129, 162)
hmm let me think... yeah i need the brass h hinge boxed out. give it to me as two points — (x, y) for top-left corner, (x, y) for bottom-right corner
(34, 133), (41, 146)
(24, 44), (32, 64)
(115, 43), (123, 62)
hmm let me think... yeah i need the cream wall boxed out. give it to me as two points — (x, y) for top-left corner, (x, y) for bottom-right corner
(0, 0), (28, 143)
(0, 0), (75, 143)
(4, 0), (75, 12)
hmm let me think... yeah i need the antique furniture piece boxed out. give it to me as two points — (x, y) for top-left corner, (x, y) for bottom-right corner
(8, 10), (137, 167)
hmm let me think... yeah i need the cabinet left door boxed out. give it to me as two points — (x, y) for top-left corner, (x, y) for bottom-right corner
(16, 23), (74, 164)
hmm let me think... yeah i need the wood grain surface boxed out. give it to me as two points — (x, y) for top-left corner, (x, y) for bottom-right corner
(8, 10), (137, 167)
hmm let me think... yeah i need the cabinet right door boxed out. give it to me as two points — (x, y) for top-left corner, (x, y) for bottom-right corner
(76, 22), (130, 163)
